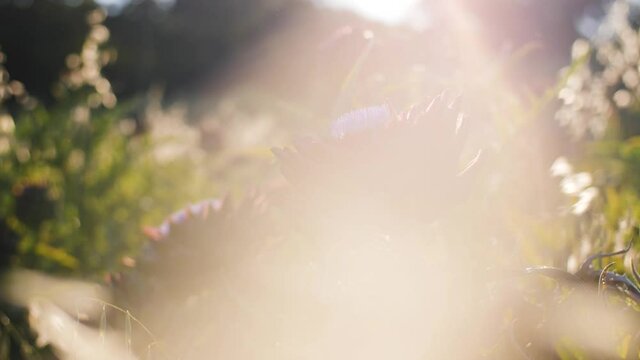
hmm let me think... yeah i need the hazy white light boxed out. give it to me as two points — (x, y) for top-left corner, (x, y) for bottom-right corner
(561, 172), (592, 195)
(550, 156), (573, 177)
(317, 0), (427, 28)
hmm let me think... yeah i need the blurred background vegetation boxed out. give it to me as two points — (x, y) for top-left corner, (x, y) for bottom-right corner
(4, 0), (640, 358)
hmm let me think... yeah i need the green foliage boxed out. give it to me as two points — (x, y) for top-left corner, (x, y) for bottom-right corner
(3, 100), (145, 274)
(0, 6), (215, 278)
(0, 81), (204, 280)
(0, 14), (218, 357)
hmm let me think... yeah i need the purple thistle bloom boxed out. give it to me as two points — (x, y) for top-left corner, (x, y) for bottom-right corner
(170, 209), (189, 224)
(189, 202), (205, 216)
(330, 104), (392, 138)
(158, 222), (170, 238)
(208, 198), (224, 211)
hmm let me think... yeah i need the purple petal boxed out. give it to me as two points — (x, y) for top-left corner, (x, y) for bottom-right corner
(331, 105), (391, 138)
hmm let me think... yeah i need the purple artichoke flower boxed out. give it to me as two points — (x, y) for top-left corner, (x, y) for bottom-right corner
(273, 94), (482, 231)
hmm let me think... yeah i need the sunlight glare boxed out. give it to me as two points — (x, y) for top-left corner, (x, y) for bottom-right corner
(317, 0), (427, 28)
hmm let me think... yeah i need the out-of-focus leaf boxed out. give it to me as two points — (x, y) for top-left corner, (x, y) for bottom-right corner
(604, 187), (622, 229)
(0, 331), (9, 360)
(34, 243), (78, 269)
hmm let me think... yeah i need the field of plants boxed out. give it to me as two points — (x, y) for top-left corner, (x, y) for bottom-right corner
(3, 0), (640, 359)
